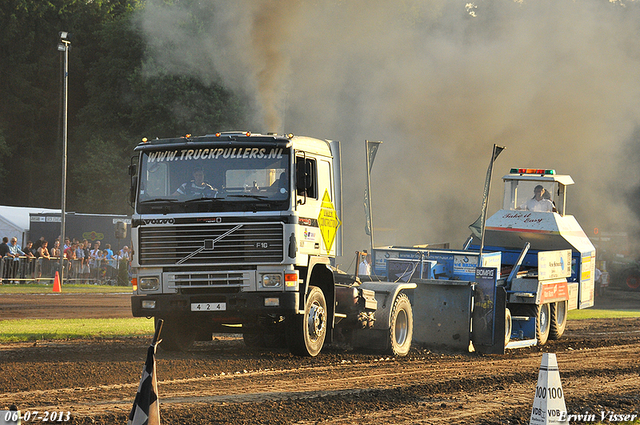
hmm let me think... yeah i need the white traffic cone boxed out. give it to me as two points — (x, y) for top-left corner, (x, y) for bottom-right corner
(529, 353), (568, 425)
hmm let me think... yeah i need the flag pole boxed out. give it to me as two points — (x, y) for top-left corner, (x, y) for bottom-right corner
(477, 144), (505, 265)
(365, 141), (374, 253)
(152, 319), (164, 345)
(364, 140), (382, 254)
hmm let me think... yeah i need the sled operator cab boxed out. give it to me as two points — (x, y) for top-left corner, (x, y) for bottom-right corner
(475, 168), (596, 341)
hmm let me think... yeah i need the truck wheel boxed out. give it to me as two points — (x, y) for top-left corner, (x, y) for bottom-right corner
(504, 308), (512, 347)
(527, 303), (551, 345)
(549, 301), (568, 340)
(286, 286), (327, 356)
(388, 293), (413, 357)
(158, 318), (195, 352)
(624, 272), (640, 291)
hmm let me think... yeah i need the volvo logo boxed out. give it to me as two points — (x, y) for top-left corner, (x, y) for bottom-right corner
(143, 218), (175, 225)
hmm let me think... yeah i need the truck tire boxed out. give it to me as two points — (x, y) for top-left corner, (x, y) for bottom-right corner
(158, 318), (195, 352)
(526, 303), (551, 345)
(387, 293), (413, 357)
(549, 300), (568, 340)
(286, 286), (327, 356)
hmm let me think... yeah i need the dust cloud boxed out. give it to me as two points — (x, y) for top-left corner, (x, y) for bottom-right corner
(137, 0), (640, 265)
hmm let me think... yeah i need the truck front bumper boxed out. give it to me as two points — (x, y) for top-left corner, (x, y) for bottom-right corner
(131, 291), (299, 318)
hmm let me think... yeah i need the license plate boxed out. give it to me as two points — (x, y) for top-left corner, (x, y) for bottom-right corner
(191, 302), (226, 312)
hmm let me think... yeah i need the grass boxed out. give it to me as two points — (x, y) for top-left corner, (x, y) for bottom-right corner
(0, 283), (130, 294)
(568, 309), (640, 320)
(0, 317), (155, 342)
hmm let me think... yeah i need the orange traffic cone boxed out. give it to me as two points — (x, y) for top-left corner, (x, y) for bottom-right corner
(53, 271), (61, 293)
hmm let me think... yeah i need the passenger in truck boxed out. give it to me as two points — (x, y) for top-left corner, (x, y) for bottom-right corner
(268, 172), (288, 194)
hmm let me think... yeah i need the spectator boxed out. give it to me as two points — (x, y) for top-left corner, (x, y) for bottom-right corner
(0, 237), (12, 257)
(82, 240), (92, 284)
(75, 242), (86, 282)
(35, 240), (50, 281)
(117, 246), (130, 260)
(32, 236), (45, 254)
(8, 237), (24, 258)
(7, 238), (25, 283)
(104, 243), (114, 260)
(90, 242), (103, 281)
(104, 243), (116, 279)
(23, 241), (36, 258)
(358, 250), (371, 276)
(37, 241), (50, 259)
(49, 240), (61, 276)
(50, 240), (61, 258)
(64, 242), (77, 281)
(0, 237), (11, 284)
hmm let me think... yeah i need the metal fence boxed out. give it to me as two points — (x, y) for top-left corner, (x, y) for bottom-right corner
(0, 256), (130, 286)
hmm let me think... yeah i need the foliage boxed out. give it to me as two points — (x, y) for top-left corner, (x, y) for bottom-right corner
(0, 0), (247, 214)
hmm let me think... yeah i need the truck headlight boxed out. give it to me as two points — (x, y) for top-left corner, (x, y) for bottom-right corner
(260, 273), (282, 288)
(139, 276), (160, 291)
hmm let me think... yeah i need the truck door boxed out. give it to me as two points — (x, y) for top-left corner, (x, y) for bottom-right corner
(295, 155), (336, 257)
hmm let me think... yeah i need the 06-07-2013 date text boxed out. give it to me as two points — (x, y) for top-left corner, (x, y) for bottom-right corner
(2, 410), (71, 422)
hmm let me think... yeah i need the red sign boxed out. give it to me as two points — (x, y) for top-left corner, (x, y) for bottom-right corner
(540, 280), (569, 303)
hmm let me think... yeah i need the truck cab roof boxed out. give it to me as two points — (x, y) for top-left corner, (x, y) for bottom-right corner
(134, 132), (334, 157)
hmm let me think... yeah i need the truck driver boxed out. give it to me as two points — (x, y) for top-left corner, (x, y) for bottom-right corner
(173, 167), (216, 197)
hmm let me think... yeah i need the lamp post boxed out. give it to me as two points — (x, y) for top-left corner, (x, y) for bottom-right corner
(58, 31), (71, 283)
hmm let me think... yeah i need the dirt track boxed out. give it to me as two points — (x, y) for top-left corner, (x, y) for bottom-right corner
(1, 288), (639, 424)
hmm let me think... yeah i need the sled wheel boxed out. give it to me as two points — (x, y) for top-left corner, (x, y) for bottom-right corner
(525, 303), (550, 345)
(286, 286), (327, 356)
(549, 300), (568, 340)
(388, 293), (413, 357)
(504, 308), (512, 347)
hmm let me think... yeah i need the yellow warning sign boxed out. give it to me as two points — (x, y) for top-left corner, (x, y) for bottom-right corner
(318, 189), (342, 254)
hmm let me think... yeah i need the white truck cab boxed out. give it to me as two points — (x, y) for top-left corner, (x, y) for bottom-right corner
(129, 132), (413, 357)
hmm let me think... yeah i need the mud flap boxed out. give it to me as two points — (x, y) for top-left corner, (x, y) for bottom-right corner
(472, 282), (507, 355)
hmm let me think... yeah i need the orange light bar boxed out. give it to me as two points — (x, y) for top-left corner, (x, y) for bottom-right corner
(132, 277), (138, 292)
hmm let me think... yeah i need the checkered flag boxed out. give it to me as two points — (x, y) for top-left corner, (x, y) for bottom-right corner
(128, 320), (163, 425)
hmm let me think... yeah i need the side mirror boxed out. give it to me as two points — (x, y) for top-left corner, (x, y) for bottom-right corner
(115, 222), (128, 239)
(129, 157), (138, 207)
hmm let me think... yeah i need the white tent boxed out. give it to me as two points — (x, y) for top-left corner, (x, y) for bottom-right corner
(0, 206), (60, 247)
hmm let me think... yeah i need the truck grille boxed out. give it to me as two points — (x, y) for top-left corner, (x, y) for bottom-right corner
(168, 270), (249, 289)
(139, 222), (284, 265)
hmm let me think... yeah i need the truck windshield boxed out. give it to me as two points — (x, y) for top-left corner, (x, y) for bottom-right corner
(137, 146), (290, 213)
(507, 180), (557, 212)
